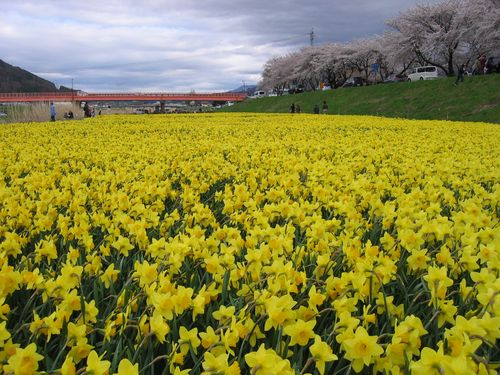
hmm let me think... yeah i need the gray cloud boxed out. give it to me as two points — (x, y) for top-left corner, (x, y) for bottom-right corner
(0, 0), (439, 92)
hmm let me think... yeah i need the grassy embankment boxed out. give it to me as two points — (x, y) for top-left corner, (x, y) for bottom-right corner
(222, 75), (500, 123)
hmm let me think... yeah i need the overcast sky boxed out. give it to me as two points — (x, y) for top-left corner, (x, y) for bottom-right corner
(1, 0), (438, 92)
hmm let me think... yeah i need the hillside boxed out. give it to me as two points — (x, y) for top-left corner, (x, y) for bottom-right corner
(0, 59), (58, 93)
(230, 84), (257, 95)
(221, 75), (500, 123)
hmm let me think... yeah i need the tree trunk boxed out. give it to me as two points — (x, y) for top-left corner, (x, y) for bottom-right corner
(447, 52), (455, 76)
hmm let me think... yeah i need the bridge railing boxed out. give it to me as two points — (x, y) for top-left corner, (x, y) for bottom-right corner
(0, 92), (246, 98)
(0, 92), (76, 97)
(76, 93), (247, 99)
(0, 92), (247, 104)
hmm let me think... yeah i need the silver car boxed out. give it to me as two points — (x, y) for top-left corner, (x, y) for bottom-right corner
(407, 66), (439, 81)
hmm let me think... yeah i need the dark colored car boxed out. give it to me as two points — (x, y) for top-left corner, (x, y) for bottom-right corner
(486, 56), (500, 73)
(342, 77), (364, 87)
(288, 85), (305, 94)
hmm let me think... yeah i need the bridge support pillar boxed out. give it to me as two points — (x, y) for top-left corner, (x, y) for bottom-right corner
(160, 101), (165, 113)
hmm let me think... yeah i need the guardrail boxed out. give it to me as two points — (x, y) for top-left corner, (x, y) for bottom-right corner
(0, 92), (247, 102)
(0, 92), (76, 97)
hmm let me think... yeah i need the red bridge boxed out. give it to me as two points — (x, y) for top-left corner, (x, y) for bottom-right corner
(0, 91), (247, 103)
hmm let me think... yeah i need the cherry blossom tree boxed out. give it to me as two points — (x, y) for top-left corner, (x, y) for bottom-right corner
(377, 31), (417, 77)
(289, 47), (322, 91)
(456, 0), (500, 66)
(260, 0), (500, 87)
(345, 38), (383, 82)
(310, 43), (351, 88)
(386, 0), (500, 75)
(261, 54), (295, 94)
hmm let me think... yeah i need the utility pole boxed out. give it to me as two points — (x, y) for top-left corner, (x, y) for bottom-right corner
(310, 28), (315, 46)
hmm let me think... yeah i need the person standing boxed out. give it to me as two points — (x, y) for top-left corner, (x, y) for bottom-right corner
(478, 55), (486, 75)
(322, 100), (329, 114)
(313, 104), (320, 114)
(83, 102), (90, 118)
(290, 103), (295, 113)
(50, 102), (56, 121)
(455, 63), (466, 85)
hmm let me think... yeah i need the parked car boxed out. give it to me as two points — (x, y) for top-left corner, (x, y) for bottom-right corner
(486, 56), (500, 73)
(382, 74), (405, 83)
(0, 111), (7, 117)
(407, 66), (439, 81)
(342, 77), (364, 87)
(288, 85), (304, 94)
(250, 90), (265, 99)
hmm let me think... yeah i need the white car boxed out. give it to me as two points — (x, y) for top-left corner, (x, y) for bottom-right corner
(250, 90), (266, 99)
(407, 66), (439, 81)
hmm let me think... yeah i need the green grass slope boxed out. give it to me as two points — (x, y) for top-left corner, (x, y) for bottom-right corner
(222, 75), (500, 123)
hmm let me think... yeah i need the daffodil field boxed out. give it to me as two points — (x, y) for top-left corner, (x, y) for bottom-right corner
(0, 113), (499, 375)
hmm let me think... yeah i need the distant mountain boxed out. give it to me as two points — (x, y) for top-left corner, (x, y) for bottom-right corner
(230, 84), (257, 95)
(59, 85), (78, 92)
(0, 59), (58, 93)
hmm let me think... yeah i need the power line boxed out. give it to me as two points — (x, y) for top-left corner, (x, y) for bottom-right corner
(264, 33), (312, 46)
(33, 31), (318, 77)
